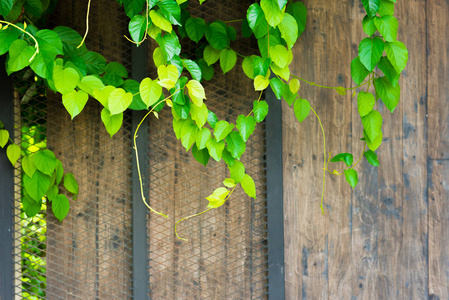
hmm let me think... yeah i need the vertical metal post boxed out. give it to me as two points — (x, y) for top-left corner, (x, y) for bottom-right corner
(131, 42), (150, 299)
(265, 85), (285, 299)
(0, 57), (15, 300)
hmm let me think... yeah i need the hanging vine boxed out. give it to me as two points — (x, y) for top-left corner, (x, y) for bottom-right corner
(0, 0), (408, 239)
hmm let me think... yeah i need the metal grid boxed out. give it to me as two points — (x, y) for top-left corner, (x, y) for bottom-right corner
(11, 0), (270, 299)
(146, 0), (269, 298)
(13, 0), (134, 298)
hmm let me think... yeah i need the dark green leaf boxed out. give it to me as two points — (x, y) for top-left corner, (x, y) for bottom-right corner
(222, 148), (235, 166)
(364, 149), (380, 166)
(226, 131), (246, 159)
(0, 0), (13, 16)
(123, 0), (145, 18)
(128, 15), (146, 44)
(330, 153), (354, 167)
(362, 15), (377, 36)
(220, 48), (237, 74)
(185, 17), (206, 43)
(286, 1), (307, 37)
(377, 56), (399, 86)
(192, 144), (209, 167)
(157, 0), (181, 25)
(269, 77), (284, 100)
(0, 25), (20, 55)
(182, 59), (202, 80)
(351, 56), (370, 85)
(252, 56), (271, 77)
(22, 194), (42, 217)
(207, 110), (218, 129)
(205, 22), (230, 50)
(206, 138), (225, 161)
(197, 59), (214, 80)
(195, 127), (211, 150)
(361, 0), (380, 17)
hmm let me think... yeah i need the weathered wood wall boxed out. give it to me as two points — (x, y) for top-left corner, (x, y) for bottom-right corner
(284, 0), (449, 299)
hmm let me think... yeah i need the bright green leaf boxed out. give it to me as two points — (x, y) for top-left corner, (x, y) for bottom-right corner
(269, 77), (284, 100)
(374, 15), (398, 42)
(236, 115), (257, 142)
(108, 88), (133, 115)
(378, 0), (395, 16)
(101, 108), (123, 137)
(52, 194), (70, 221)
(223, 178), (236, 188)
(186, 79), (206, 106)
(357, 91), (376, 117)
(93, 86), (116, 108)
(195, 127), (211, 150)
(22, 194), (42, 217)
(62, 90), (89, 119)
(351, 56), (370, 85)
(361, 0), (380, 17)
(361, 110), (383, 141)
(213, 121), (234, 141)
(0, 25), (20, 55)
(253, 100), (269, 122)
(54, 65), (80, 94)
(364, 149), (380, 166)
(270, 45), (289, 68)
(293, 98), (310, 123)
(206, 187), (229, 208)
(364, 129), (383, 151)
(34, 149), (57, 176)
(206, 138), (225, 161)
(77, 75), (104, 96)
(128, 15), (146, 43)
(23, 171), (52, 201)
(254, 75), (269, 91)
(185, 17), (206, 43)
(55, 159), (64, 185)
(22, 155), (36, 178)
(6, 39), (35, 75)
(203, 45), (221, 66)
(241, 174), (256, 198)
(150, 10), (172, 32)
(362, 15), (377, 36)
(220, 48), (237, 74)
(205, 22), (230, 50)
(260, 0), (285, 27)
(358, 37), (385, 72)
(377, 56), (400, 86)
(374, 76), (400, 113)
(64, 173), (79, 194)
(385, 41), (408, 73)
(344, 169), (358, 188)
(7, 143), (20, 167)
(242, 55), (256, 79)
(140, 78), (163, 108)
(0, 129), (9, 148)
(190, 103), (208, 128)
(278, 13), (298, 50)
(229, 161), (245, 183)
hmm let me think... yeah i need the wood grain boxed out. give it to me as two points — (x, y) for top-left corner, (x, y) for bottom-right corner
(429, 160), (449, 299)
(427, 0), (449, 159)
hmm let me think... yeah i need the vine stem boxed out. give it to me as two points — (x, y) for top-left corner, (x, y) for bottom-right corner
(0, 21), (39, 61)
(175, 186), (236, 241)
(310, 107), (326, 215)
(224, 19), (243, 23)
(77, 0), (92, 48)
(133, 95), (174, 219)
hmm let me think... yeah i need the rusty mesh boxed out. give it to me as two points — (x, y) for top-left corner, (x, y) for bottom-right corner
(12, 0), (268, 299)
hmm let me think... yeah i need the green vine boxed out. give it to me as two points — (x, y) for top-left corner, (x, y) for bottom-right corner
(0, 0), (408, 240)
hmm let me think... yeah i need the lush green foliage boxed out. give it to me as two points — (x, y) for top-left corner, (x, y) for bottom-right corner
(0, 0), (408, 227)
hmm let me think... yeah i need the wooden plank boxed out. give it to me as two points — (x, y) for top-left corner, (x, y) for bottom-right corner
(397, 1), (429, 299)
(429, 160), (449, 299)
(427, 0), (449, 159)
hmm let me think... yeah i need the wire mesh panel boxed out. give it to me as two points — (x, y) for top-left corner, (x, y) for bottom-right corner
(145, 1), (269, 299)
(11, 0), (270, 299)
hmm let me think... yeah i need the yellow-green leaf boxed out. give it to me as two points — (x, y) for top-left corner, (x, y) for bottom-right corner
(157, 64), (179, 89)
(254, 75), (269, 91)
(108, 88), (133, 115)
(186, 79), (206, 106)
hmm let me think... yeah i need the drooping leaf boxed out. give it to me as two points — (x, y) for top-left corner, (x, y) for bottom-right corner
(64, 173), (79, 194)
(150, 9), (172, 32)
(271, 63), (290, 81)
(357, 91), (376, 117)
(23, 171), (52, 201)
(22, 155), (36, 178)
(186, 79), (206, 106)
(55, 159), (64, 185)
(242, 55), (256, 79)
(385, 41), (408, 73)
(185, 17), (206, 43)
(157, 64), (179, 89)
(157, 0), (182, 25)
(128, 15), (146, 43)
(197, 58), (214, 80)
(229, 161), (245, 183)
(192, 144), (210, 167)
(62, 90), (89, 119)
(203, 45), (221, 66)
(254, 75), (269, 91)
(220, 48), (237, 74)
(289, 78), (300, 94)
(182, 59), (202, 81)
(253, 100), (269, 122)
(53, 65), (80, 94)
(364, 129), (383, 151)
(351, 56), (370, 85)
(93, 86), (116, 108)
(6, 39), (36, 75)
(207, 110), (218, 129)
(378, 0), (395, 16)
(362, 15), (377, 36)
(34, 149), (57, 176)
(293, 98), (310, 123)
(374, 76), (400, 113)
(361, 110), (383, 141)
(241, 174), (256, 198)
(260, 0), (285, 27)
(52, 194), (70, 221)
(206, 138), (225, 162)
(374, 15), (398, 42)
(361, 0), (380, 17)
(330, 153), (354, 167)
(344, 169), (358, 188)
(0, 0), (13, 17)
(286, 1), (307, 37)
(358, 37), (385, 72)
(364, 149), (380, 166)
(77, 75), (104, 96)
(377, 56), (400, 87)
(195, 127), (211, 150)
(213, 120), (234, 141)
(101, 108), (123, 137)
(0, 25), (20, 55)
(0, 129), (9, 148)
(190, 103), (208, 128)
(269, 77), (284, 100)
(278, 13), (298, 50)
(223, 178), (236, 188)
(236, 115), (256, 142)
(205, 22), (230, 50)
(140, 78), (163, 108)
(270, 45), (289, 68)
(6, 143), (20, 167)
(225, 131), (246, 159)
(108, 88), (133, 115)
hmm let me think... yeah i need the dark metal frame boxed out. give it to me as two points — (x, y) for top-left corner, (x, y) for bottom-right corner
(0, 56), (16, 300)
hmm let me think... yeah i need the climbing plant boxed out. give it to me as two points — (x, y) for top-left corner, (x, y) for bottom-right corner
(0, 0), (408, 238)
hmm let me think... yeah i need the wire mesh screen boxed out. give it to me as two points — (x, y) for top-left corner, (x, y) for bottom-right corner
(145, 1), (268, 299)
(11, 0), (269, 299)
